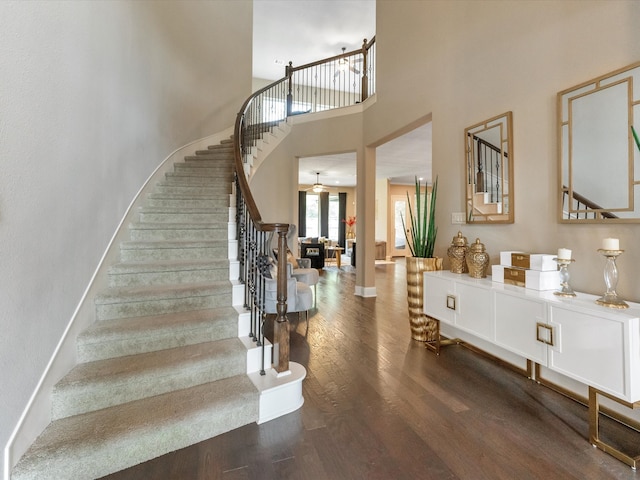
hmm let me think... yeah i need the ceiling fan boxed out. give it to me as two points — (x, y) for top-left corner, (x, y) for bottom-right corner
(323, 47), (362, 77)
(306, 172), (326, 193)
(337, 48), (361, 77)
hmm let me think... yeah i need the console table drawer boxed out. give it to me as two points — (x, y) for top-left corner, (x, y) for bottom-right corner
(549, 304), (629, 400)
(424, 274), (455, 324)
(495, 292), (547, 364)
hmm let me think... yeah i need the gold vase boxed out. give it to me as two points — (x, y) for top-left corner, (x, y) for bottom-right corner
(406, 256), (443, 341)
(467, 238), (489, 279)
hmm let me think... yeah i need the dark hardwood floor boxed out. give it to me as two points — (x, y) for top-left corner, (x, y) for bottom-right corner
(104, 259), (639, 480)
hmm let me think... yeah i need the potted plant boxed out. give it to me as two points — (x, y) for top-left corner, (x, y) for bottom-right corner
(342, 215), (356, 239)
(401, 176), (443, 341)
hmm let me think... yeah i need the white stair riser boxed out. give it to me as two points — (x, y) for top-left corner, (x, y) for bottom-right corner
(237, 308), (251, 337)
(229, 259), (240, 279)
(232, 283), (244, 307)
(241, 336), (272, 374)
(228, 240), (238, 260)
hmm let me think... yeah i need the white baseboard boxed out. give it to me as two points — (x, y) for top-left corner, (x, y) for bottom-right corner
(355, 286), (377, 297)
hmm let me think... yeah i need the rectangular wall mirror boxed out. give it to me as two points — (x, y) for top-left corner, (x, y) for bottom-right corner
(558, 61), (640, 223)
(465, 111), (514, 224)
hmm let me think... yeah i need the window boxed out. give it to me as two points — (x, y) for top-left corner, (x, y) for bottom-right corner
(304, 193), (339, 240)
(305, 194), (319, 238)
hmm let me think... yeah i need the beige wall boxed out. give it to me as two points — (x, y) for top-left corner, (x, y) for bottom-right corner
(0, 0), (252, 473)
(367, 0), (640, 300)
(251, 108), (364, 226)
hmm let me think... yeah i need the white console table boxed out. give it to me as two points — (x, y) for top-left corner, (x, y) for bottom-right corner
(424, 270), (640, 468)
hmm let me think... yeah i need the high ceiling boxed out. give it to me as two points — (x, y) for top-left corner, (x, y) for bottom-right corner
(253, 0), (432, 187)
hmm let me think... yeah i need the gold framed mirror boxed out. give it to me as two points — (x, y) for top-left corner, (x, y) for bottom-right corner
(558, 61), (640, 223)
(465, 111), (514, 224)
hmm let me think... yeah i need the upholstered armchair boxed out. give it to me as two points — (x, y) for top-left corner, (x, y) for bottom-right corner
(260, 258), (313, 322)
(273, 249), (319, 304)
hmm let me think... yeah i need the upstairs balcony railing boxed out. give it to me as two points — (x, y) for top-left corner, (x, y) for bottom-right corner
(561, 186), (619, 220)
(233, 37), (375, 375)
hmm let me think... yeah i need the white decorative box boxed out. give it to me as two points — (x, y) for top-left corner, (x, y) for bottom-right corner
(491, 265), (560, 291)
(499, 252), (557, 272)
(525, 269), (560, 291)
(492, 264), (505, 283)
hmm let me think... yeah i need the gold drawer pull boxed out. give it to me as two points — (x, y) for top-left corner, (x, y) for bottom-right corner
(446, 295), (456, 310)
(536, 322), (554, 346)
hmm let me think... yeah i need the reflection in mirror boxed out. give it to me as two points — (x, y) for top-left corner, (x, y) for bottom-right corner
(558, 61), (640, 223)
(465, 111), (514, 223)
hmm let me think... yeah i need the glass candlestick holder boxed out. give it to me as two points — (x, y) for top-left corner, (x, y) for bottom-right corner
(553, 257), (576, 297)
(595, 249), (629, 309)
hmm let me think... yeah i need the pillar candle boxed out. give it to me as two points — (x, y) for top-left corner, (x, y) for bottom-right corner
(602, 238), (619, 250)
(557, 248), (572, 260)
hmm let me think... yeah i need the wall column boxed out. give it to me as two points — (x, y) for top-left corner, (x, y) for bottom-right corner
(355, 146), (377, 297)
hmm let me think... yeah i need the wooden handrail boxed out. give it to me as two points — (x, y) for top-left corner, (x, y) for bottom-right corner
(287, 37), (375, 73)
(232, 36), (376, 374)
(562, 186), (618, 219)
(233, 97), (291, 373)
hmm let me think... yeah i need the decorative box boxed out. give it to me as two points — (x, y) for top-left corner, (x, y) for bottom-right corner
(500, 251), (523, 266)
(500, 252), (557, 271)
(491, 265), (560, 291)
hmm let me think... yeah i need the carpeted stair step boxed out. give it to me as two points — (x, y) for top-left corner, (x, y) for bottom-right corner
(175, 158), (233, 167)
(138, 206), (229, 224)
(184, 156), (234, 165)
(52, 338), (246, 420)
(12, 375), (259, 480)
(107, 259), (229, 287)
(194, 148), (233, 156)
(95, 281), (231, 320)
(161, 175), (231, 187)
(77, 307), (239, 362)
(128, 221), (228, 241)
(145, 193), (229, 209)
(154, 183), (230, 195)
(171, 165), (233, 176)
(185, 150), (234, 159)
(119, 240), (227, 262)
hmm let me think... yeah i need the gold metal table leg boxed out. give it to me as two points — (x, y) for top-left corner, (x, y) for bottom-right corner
(589, 386), (639, 470)
(423, 317), (459, 355)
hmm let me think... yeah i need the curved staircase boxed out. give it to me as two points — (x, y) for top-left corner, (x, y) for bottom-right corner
(12, 140), (265, 480)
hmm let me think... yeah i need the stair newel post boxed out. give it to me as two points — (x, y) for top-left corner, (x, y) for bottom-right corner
(274, 226), (290, 373)
(361, 38), (369, 102)
(286, 61), (293, 118)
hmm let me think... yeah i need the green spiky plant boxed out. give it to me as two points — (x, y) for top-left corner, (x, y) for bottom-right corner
(632, 126), (640, 153)
(401, 176), (438, 258)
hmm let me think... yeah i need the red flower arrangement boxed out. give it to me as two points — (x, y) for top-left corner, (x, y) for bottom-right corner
(342, 216), (356, 227)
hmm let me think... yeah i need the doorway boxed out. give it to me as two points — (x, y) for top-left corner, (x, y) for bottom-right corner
(390, 194), (409, 257)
